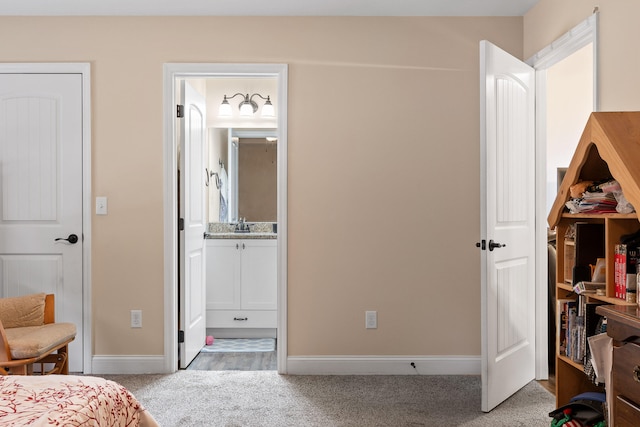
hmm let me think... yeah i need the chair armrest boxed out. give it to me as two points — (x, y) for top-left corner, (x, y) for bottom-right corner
(44, 294), (55, 324)
(0, 319), (12, 363)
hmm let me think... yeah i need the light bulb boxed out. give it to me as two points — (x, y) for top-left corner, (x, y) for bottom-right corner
(261, 100), (275, 117)
(239, 102), (254, 116)
(218, 98), (232, 117)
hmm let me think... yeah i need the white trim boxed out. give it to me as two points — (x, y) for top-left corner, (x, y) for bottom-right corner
(163, 63), (288, 374)
(528, 12), (599, 380)
(91, 356), (166, 375)
(526, 13), (597, 68)
(286, 356), (480, 376)
(0, 63), (92, 374)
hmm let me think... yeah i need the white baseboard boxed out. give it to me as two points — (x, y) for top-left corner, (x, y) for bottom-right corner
(91, 355), (167, 374)
(285, 355), (481, 375)
(90, 354), (481, 375)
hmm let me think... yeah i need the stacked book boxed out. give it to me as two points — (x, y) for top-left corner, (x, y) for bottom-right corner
(557, 296), (605, 364)
(614, 244), (639, 302)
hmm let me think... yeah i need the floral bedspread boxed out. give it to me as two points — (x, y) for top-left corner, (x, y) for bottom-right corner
(0, 375), (158, 426)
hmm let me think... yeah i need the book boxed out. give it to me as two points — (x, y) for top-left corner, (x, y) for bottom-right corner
(614, 244), (639, 300)
(557, 298), (575, 358)
(573, 281), (605, 294)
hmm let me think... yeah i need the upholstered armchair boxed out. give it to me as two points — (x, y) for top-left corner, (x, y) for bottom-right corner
(0, 293), (76, 375)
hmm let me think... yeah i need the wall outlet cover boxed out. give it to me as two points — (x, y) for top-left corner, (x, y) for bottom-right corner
(365, 311), (377, 329)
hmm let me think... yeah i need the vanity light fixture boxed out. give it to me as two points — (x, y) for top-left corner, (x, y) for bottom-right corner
(218, 93), (275, 118)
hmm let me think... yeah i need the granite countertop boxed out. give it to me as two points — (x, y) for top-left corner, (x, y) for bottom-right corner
(205, 222), (277, 240)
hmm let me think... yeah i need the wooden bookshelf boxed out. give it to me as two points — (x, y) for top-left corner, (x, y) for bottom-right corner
(548, 112), (640, 407)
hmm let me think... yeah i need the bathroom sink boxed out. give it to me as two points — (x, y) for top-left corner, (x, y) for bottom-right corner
(234, 229), (251, 233)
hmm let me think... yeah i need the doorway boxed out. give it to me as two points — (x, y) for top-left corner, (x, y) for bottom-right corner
(528, 12), (598, 381)
(163, 63), (288, 374)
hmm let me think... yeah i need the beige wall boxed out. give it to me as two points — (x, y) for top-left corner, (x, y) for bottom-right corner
(525, 0), (640, 111)
(0, 16), (522, 360)
(545, 44), (593, 214)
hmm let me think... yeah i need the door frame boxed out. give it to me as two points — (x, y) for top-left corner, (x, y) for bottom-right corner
(0, 62), (92, 373)
(526, 12), (598, 379)
(162, 63), (288, 373)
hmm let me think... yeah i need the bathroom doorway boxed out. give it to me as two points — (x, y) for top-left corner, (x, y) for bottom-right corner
(163, 63), (288, 374)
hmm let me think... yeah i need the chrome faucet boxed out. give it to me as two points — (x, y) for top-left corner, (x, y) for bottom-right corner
(235, 218), (249, 232)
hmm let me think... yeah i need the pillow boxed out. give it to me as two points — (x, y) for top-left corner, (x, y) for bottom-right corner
(0, 293), (46, 328)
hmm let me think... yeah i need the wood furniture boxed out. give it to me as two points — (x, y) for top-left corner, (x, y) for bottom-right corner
(548, 112), (640, 407)
(0, 293), (76, 375)
(206, 239), (277, 333)
(596, 305), (640, 426)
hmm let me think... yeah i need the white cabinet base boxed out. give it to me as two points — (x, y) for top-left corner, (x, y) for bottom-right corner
(206, 239), (277, 335)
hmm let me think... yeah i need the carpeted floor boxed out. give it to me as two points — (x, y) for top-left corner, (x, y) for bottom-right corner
(101, 371), (555, 426)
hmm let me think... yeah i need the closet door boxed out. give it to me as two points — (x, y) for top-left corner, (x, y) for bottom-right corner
(480, 40), (536, 412)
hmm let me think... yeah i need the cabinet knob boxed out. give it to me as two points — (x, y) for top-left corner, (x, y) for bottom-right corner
(633, 366), (640, 383)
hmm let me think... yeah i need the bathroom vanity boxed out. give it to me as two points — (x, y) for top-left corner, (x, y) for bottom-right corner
(205, 224), (277, 337)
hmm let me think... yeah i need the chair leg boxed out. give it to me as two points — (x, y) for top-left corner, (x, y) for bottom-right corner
(59, 345), (69, 374)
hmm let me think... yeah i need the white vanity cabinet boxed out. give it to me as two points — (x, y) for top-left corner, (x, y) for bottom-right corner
(206, 238), (277, 329)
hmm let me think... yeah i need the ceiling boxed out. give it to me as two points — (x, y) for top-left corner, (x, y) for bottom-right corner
(0, 0), (540, 17)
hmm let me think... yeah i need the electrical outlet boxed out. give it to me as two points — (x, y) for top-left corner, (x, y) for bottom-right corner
(131, 310), (142, 328)
(365, 311), (377, 329)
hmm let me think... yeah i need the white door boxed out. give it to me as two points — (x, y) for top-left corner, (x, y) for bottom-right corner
(179, 81), (207, 369)
(0, 73), (84, 372)
(480, 41), (536, 412)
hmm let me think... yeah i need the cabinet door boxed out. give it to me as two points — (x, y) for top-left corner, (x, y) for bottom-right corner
(206, 240), (241, 310)
(241, 240), (277, 310)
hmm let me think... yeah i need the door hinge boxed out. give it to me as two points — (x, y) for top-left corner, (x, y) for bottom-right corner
(178, 330), (184, 343)
(476, 239), (486, 250)
(178, 218), (184, 231)
(177, 104), (184, 118)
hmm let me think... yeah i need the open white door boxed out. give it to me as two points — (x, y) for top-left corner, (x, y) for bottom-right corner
(480, 41), (536, 412)
(179, 81), (207, 369)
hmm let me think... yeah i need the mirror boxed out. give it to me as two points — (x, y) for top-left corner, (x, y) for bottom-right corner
(208, 128), (277, 223)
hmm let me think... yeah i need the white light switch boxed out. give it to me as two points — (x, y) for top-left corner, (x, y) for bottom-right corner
(96, 196), (108, 215)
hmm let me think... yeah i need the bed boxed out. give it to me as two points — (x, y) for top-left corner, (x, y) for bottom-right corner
(0, 374), (158, 426)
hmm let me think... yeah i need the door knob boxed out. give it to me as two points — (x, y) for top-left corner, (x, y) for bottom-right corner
(488, 240), (505, 251)
(55, 234), (79, 244)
